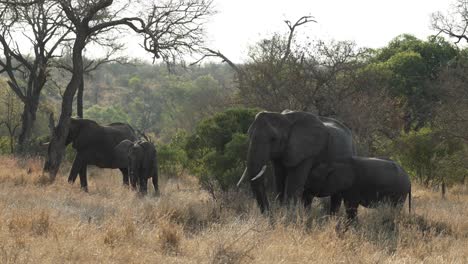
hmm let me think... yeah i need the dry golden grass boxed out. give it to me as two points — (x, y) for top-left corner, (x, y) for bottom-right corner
(0, 155), (467, 263)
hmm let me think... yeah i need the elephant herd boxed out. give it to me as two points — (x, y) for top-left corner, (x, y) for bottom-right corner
(58, 110), (411, 221)
(236, 110), (411, 220)
(60, 118), (158, 194)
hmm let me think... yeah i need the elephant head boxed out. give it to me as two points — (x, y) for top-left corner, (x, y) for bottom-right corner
(114, 139), (158, 194)
(128, 141), (147, 186)
(114, 139), (142, 186)
(65, 118), (81, 146)
(305, 160), (355, 197)
(237, 111), (329, 212)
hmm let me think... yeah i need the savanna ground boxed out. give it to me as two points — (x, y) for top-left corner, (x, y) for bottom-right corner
(0, 156), (467, 264)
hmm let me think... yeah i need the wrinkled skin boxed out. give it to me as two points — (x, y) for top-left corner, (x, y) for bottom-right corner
(114, 140), (159, 195)
(66, 118), (138, 191)
(240, 110), (355, 213)
(303, 157), (412, 220)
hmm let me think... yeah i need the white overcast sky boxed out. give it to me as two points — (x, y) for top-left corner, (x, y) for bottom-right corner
(196, 0), (452, 63)
(117, 0), (454, 63)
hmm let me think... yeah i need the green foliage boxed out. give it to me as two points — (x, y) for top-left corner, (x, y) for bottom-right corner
(376, 34), (457, 72)
(185, 108), (258, 190)
(0, 137), (10, 154)
(386, 51), (427, 96)
(393, 127), (465, 186)
(84, 105), (130, 125)
(127, 93), (162, 133)
(366, 35), (458, 131)
(0, 79), (22, 153)
(128, 75), (142, 89)
(157, 131), (188, 178)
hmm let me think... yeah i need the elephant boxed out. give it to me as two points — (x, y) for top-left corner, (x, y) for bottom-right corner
(62, 118), (138, 191)
(237, 110), (355, 213)
(303, 157), (412, 220)
(114, 139), (159, 195)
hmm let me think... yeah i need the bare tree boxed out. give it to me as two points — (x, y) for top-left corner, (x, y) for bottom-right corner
(432, 1), (468, 141)
(0, 0), (42, 5)
(198, 16), (367, 116)
(44, 0), (214, 179)
(54, 43), (126, 117)
(196, 16), (316, 110)
(434, 59), (468, 142)
(432, 0), (468, 44)
(0, 0), (70, 151)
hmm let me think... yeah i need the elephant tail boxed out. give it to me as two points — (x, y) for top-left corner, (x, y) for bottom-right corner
(408, 186), (412, 214)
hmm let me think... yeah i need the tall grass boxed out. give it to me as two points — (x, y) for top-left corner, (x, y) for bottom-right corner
(0, 156), (466, 263)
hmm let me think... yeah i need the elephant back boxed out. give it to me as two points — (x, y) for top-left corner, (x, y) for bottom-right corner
(320, 117), (355, 161)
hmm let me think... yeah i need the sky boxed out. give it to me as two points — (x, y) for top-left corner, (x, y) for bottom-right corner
(195, 0), (453, 63)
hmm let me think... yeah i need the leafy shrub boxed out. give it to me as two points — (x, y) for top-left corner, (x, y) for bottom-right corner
(157, 132), (188, 178)
(393, 127), (466, 186)
(0, 137), (10, 154)
(185, 108), (258, 191)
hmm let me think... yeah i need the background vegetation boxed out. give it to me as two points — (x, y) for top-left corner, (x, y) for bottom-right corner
(4, 32), (467, 194)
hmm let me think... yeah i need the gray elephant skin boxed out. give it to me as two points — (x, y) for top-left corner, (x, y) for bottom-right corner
(115, 140), (159, 195)
(237, 110), (355, 213)
(303, 157), (412, 220)
(65, 118), (138, 191)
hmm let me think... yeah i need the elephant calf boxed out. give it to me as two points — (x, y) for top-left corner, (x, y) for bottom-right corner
(303, 157), (411, 220)
(115, 140), (159, 195)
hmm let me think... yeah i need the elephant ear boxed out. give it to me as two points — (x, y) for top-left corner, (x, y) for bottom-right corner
(324, 160), (354, 193)
(284, 112), (329, 167)
(114, 139), (133, 165)
(67, 118), (82, 146)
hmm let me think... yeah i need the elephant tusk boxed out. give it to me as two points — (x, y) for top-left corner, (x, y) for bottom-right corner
(251, 165), (267, 182)
(236, 168), (248, 187)
(41, 142), (50, 146)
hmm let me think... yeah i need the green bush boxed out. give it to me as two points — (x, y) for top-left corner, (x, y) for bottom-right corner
(157, 132), (188, 179)
(0, 136), (10, 154)
(185, 108), (258, 191)
(393, 127), (465, 186)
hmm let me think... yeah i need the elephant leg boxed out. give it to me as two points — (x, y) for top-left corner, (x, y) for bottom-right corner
(68, 154), (84, 184)
(79, 165), (88, 192)
(284, 158), (314, 205)
(330, 194), (342, 215)
(251, 180), (269, 213)
(119, 168), (130, 186)
(130, 172), (138, 189)
(139, 172), (148, 195)
(302, 192), (314, 210)
(344, 199), (359, 221)
(152, 168), (159, 196)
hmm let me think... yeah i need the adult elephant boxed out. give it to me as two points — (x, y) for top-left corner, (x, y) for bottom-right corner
(114, 140), (159, 195)
(237, 110), (355, 213)
(61, 118), (138, 191)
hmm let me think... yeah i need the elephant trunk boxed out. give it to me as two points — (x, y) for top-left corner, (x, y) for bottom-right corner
(242, 140), (270, 213)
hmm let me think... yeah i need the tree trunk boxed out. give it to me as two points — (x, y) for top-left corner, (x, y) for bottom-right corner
(44, 35), (86, 180)
(9, 133), (14, 153)
(77, 75), (84, 118)
(441, 179), (446, 199)
(17, 98), (39, 153)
